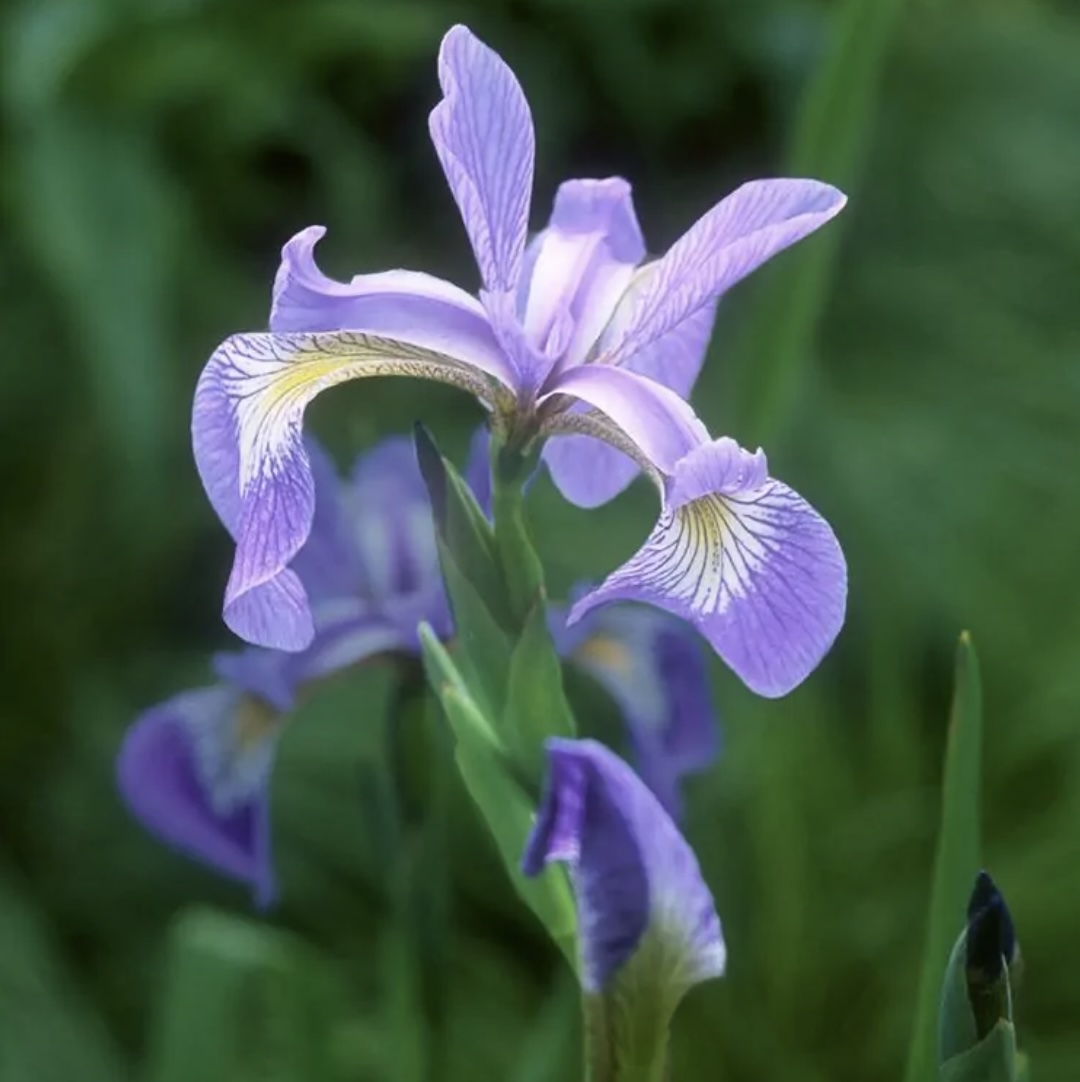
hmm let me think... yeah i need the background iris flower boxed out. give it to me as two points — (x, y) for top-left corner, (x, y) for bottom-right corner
(119, 432), (720, 904)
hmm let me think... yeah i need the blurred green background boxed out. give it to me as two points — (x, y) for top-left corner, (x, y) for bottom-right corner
(1, 0), (1078, 1078)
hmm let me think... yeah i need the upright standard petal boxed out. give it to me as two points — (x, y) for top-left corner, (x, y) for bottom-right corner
(605, 179), (846, 369)
(522, 739), (725, 993)
(116, 686), (282, 907)
(570, 438), (846, 697)
(520, 177), (644, 364)
(192, 330), (506, 650)
(429, 25), (534, 293)
(553, 601), (719, 817)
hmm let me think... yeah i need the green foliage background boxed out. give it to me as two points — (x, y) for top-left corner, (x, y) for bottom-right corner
(0, 0), (1078, 1078)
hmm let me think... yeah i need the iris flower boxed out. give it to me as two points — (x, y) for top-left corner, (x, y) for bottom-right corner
(119, 434), (717, 901)
(550, 598), (718, 819)
(193, 24), (847, 697)
(116, 436), (448, 905)
(523, 738), (725, 994)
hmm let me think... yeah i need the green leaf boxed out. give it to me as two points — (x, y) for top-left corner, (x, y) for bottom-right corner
(418, 623), (500, 754)
(414, 424), (513, 630)
(435, 537), (514, 720)
(940, 1021), (1018, 1082)
(419, 625), (577, 964)
(447, 686), (578, 967)
(504, 602), (577, 780)
(145, 909), (342, 1082)
(733, 0), (904, 443)
(904, 633), (984, 1082)
(0, 863), (129, 1082)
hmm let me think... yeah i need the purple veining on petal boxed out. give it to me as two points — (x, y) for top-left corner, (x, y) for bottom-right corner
(429, 25), (534, 294)
(570, 439), (847, 697)
(269, 226), (517, 388)
(606, 179), (847, 369)
(669, 437), (769, 504)
(522, 738), (725, 992)
(520, 178), (645, 367)
(540, 365), (709, 478)
(541, 298), (718, 508)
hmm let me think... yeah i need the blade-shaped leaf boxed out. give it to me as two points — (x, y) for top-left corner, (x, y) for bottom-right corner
(904, 633), (984, 1082)
(731, 0), (904, 444)
(504, 602), (577, 780)
(414, 423), (514, 631)
(145, 909), (342, 1082)
(0, 864), (128, 1082)
(419, 625), (577, 964)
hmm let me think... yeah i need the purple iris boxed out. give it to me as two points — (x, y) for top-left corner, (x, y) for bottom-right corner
(116, 437), (446, 905)
(191, 24), (847, 697)
(550, 598), (718, 820)
(119, 432), (717, 904)
(523, 738), (725, 993)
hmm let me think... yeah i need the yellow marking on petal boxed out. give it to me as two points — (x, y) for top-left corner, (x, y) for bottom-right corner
(218, 331), (507, 491)
(576, 634), (632, 674)
(593, 488), (784, 618)
(233, 695), (282, 752)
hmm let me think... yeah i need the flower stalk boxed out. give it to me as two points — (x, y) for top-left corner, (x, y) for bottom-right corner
(491, 437), (546, 625)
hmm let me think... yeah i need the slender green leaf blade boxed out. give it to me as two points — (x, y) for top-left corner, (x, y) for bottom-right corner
(145, 909), (341, 1082)
(447, 686), (578, 966)
(0, 864), (128, 1082)
(904, 633), (984, 1082)
(504, 602), (577, 780)
(734, 0), (905, 443)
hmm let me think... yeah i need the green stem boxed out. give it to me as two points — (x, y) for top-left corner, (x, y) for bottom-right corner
(490, 440), (546, 624)
(583, 993), (670, 1082)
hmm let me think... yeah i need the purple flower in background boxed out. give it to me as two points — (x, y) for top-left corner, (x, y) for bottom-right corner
(116, 649), (296, 906)
(522, 738), (725, 993)
(192, 24), (847, 696)
(117, 437), (445, 904)
(551, 598), (718, 819)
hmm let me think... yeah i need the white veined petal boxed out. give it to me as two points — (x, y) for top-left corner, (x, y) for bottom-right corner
(570, 481), (846, 698)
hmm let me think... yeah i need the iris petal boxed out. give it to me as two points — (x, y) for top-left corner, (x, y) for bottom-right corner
(269, 226), (517, 388)
(539, 366), (708, 482)
(605, 179), (845, 369)
(522, 738), (725, 993)
(192, 330), (503, 650)
(428, 25), (534, 294)
(541, 295), (718, 510)
(569, 438), (846, 697)
(116, 687), (279, 907)
(556, 602), (719, 818)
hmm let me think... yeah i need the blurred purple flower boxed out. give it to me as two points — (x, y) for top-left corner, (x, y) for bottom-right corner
(191, 24), (847, 696)
(550, 598), (718, 819)
(116, 437), (444, 905)
(522, 738), (725, 992)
